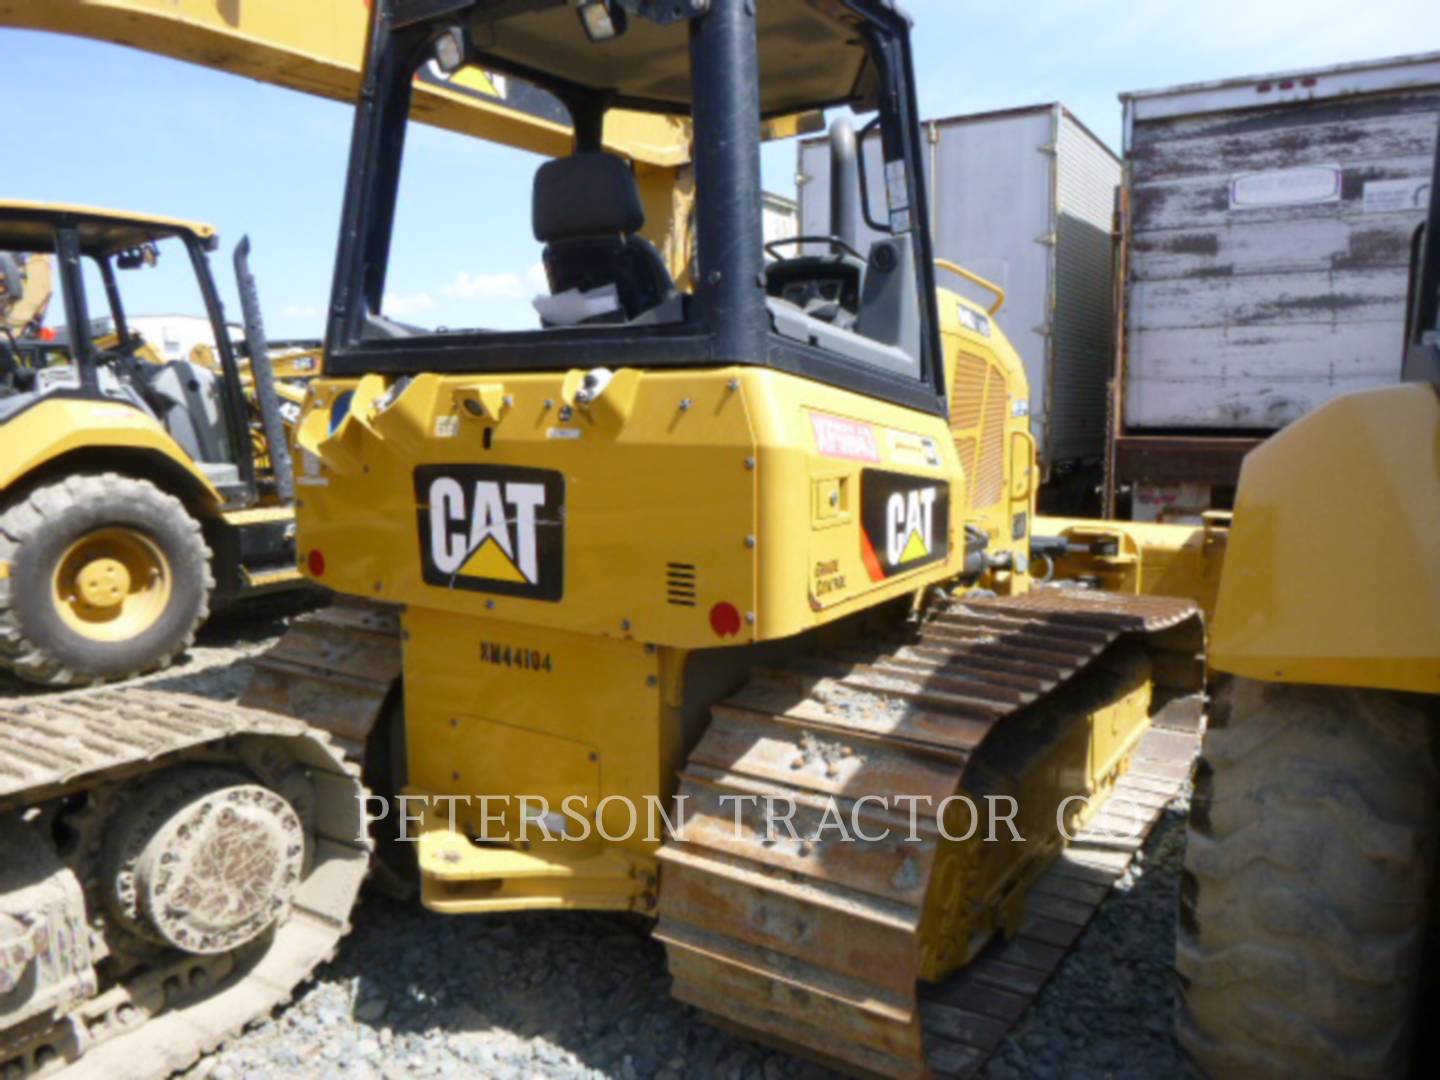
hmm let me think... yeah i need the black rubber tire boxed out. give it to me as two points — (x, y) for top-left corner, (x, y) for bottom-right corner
(1177, 676), (1440, 1078)
(0, 473), (213, 687)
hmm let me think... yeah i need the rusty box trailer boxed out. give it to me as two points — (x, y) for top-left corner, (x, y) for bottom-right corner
(1110, 51), (1440, 522)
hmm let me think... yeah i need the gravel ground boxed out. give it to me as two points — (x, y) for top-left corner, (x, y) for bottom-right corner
(176, 803), (1190, 1080)
(0, 592), (311, 701)
(981, 800), (1192, 1080)
(2, 603), (1195, 1079)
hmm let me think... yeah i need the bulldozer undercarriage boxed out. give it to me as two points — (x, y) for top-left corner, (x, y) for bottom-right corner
(0, 592), (1202, 1079)
(658, 591), (1204, 1078)
(0, 691), (369, 1080)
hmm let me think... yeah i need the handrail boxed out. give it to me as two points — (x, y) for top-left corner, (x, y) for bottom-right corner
(934, 259), (1006, 316)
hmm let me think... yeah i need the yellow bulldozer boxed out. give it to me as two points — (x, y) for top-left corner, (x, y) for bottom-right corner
(0, 2), (1213, 1078)
(0, 202), (314, 688)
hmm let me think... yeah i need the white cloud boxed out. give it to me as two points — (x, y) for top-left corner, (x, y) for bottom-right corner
(442, 270), (526, 300)
(441, 262), (549, 301)
(384, 291), (436, 317)
(283, 304), (321, 318)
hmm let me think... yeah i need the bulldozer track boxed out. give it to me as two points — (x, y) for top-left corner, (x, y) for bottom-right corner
(0, 688), (371, 1080)
(239, 599), (404, 756)
(657, 590), (1205, 1079)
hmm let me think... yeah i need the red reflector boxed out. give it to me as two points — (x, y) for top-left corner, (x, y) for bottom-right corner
(307, 549), (326, 577)
(40, 326), (56, 341)
(709, 602), (742, 638)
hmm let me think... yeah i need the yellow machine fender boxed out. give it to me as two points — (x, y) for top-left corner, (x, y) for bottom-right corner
(0, 396), (223, 509)
(1210, 383), (1440, 694)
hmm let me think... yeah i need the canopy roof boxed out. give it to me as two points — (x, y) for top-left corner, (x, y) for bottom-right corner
(0, 200), (214, 257)
(403, 0), (890, 117)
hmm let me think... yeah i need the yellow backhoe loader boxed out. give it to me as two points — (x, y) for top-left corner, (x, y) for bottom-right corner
(1, 3), (1208, 1078)
(0, 202), (309, 686)
(1174, 113), (1440, 1078)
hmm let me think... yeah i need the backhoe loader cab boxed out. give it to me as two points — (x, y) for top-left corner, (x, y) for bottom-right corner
(327, 0), (946, 416)
(0, 202), (307, 687)
(0, 206), (252, 495)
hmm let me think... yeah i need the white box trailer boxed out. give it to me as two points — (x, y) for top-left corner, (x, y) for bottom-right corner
(1111, 51), (1440, 521)
(762, 191), (798, 254)
(797, 104), (1121, 510)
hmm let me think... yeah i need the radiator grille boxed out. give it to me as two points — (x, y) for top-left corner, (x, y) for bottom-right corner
(950, 351), (987, 432)
(950, 350), (1007, 510)
(974, 378), (1008, 509)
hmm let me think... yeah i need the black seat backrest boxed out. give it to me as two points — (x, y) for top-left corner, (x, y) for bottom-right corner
(532, 152), (676, 323)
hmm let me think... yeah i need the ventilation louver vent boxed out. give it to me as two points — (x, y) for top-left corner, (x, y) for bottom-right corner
(666, 563), (697, 607)
(950, 349), (1007, 511)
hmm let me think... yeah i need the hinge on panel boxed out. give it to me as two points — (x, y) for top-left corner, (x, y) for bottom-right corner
(1038, 142), (1058, 156)
(1035, 232), (1057, 247)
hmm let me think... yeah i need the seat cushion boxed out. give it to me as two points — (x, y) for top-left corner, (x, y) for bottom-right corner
(543, 235), (676, 323)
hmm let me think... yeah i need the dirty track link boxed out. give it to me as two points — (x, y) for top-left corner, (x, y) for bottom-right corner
(657, 591), (1205, 1078)
(0, 689), (371, 1079)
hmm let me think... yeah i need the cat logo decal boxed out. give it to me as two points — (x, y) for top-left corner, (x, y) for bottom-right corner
(416, 465), (564, 601)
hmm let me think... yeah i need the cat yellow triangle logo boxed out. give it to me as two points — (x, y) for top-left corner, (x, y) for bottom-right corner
(449, 67), (502, 100)
(460, 538), (527, 584)
(421, 466), (564, 601)
(899, 528), (930, 564)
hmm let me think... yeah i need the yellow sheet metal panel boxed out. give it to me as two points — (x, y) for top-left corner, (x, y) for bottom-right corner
(1211, 384), (1440, 694)
(0, 397), (221, 506)
(746, 368), (969, 639)
(293, 365), (987, 649)
(296, 368), (757, 647)
(402, 605), (664, 910)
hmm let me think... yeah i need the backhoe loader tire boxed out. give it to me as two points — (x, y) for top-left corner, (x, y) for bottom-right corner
(1177, 676), (1440, 1078)
(0, 473), (212, 687)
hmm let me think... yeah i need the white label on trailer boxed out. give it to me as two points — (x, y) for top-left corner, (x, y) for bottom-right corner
(1229, 165), (1341, 209)
(1363, 177), (1432, 214)
(885, 159), (910, 212)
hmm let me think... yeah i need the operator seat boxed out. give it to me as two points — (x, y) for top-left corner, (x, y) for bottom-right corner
(532, 152), (679, 325)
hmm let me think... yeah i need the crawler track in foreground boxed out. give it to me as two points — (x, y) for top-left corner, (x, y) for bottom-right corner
(657, 591), (1205, 1078)
(0, 690), (371, 1080)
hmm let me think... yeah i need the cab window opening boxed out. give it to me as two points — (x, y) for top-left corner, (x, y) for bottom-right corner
(330, 1), (942, 414)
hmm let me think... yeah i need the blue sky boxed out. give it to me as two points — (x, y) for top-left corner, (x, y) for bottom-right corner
(5, 0), (1432, 339)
